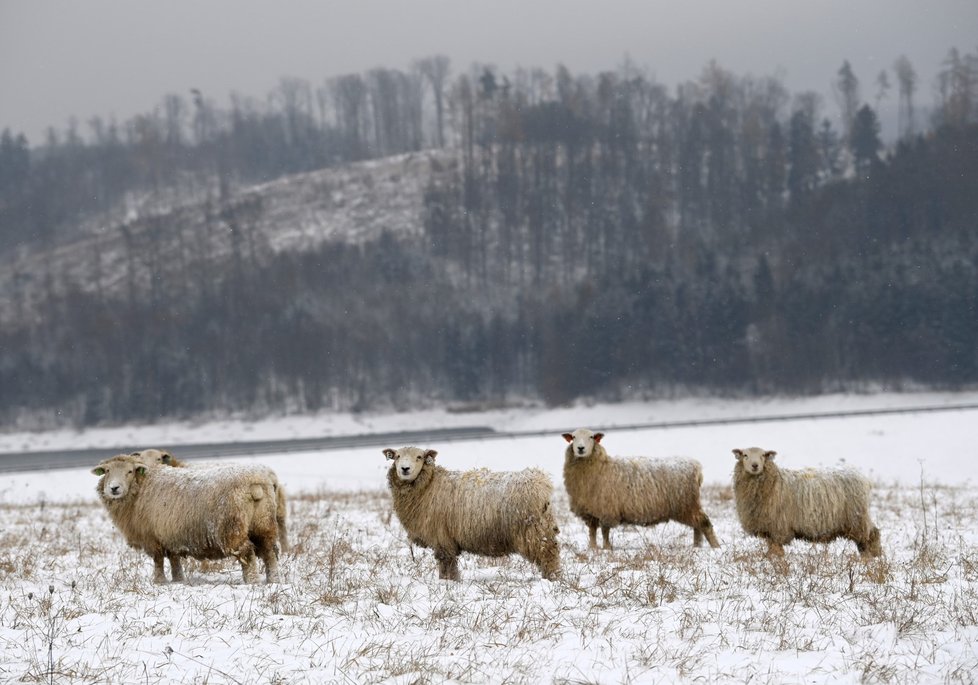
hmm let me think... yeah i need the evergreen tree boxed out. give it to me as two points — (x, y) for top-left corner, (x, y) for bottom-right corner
(850, 105), (882, 173)
(787, 109), (819, 203)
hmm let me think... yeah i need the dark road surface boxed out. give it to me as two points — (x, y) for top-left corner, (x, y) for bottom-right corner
(0, 426), (497, 473)
(1, 403), (975, 473)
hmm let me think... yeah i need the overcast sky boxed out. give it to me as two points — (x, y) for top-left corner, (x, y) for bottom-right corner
(2, 0), (976, 144)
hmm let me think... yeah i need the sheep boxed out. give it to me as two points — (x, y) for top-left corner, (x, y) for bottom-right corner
(562, 429), (719, 551)
(383, 446), (560, 581)
(129, 448), (185, 467)
(92, 453), (281, 584)
(732, 447), (882, 558)
(129, 448), (289, 553)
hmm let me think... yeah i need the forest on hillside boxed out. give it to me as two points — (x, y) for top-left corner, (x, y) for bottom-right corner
(0, 50), (977, 425)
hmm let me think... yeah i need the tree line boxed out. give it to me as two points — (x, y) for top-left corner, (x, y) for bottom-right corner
(0, 50), (976, 426)
(0, 57), (452, 253)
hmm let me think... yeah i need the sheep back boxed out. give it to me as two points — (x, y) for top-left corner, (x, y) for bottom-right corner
(388, 464), (555, 557)
(563, 443), (704, 527)
(95, 455), (279, 562)
(132, 452), (289, 553)
(734, 459), (876, 546)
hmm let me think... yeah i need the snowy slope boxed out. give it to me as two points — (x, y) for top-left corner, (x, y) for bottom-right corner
(0, 150), (448, 321)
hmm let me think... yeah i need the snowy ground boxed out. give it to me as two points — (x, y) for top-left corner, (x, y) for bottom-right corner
(1, 391), (976, 683)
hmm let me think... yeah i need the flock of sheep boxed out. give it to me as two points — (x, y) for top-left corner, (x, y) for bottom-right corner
(91, 430), (882, 584)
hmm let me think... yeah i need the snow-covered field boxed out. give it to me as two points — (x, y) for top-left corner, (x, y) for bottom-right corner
(1, 391), (976, 683)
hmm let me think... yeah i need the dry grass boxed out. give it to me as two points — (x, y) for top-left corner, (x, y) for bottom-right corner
(1, 481), (977, 683)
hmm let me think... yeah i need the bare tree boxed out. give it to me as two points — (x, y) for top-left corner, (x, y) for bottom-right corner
(368, 68), (401, 155)
(162, 93), (187, 147)
(273, 77), (314, 150)
(403, 70), (425, 150)
(189, 88), (215, 145)
(330, 74), (368, 159)
(874, 69), (890, 110)
(416, 55), (451, 147)
(936, 47), (977, 127)
(315, 82), (331, 131)
(893, 55), (917, 138)
(832, 60), (860, 139)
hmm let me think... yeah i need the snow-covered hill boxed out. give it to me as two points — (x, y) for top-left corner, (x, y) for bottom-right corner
(0, 150), (450, 321)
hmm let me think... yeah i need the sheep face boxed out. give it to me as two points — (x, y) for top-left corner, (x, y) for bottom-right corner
(131, 449), (175, 466)
(562, 429), (605, 459)
(383, 447), (438, 483)
(92, 457), (147, 499)
(733, 447), (777, 475)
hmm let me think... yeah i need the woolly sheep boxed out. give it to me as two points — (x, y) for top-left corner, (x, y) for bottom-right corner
(131, 448), (289, 553)
(92, 453), (282, 584)
(732, 447), (882, 558)
(130, 448), (185, 467)
(562, 429), (719, 551)
(383, 446), (560, 581)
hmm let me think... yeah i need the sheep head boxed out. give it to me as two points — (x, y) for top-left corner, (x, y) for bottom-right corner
(92, 455), (148, 499)
(383, 447), (438, 483)
(733, 447), (777, 475)
(130, 449), (178, 467)
(562, 429), (604, 459)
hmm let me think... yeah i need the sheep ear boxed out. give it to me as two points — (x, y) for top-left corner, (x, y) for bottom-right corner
(733, 449), (745, 460)
(593, 433), (604, 443)
(764, 450), (777, 460)
(135, 465), (147, 477)
(129, 451), (141, 457)
(160, 453), (173, 464)
(92, 466), (106, 476)
(423, 450), (438, 464)
(382, 448), (397, 461)
(561, 433), (574, 443)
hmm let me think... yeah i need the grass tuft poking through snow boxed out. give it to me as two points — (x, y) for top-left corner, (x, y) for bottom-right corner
(0, 479), (976, 683)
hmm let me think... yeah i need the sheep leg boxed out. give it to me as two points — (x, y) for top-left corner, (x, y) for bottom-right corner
(167, 553), (185, 583)
(765, 540), (786, 557)
(434, 549), (460, 581)
(586, 519), (600, 550)
(151, 552), (168, 584)
(234, 541), (260, 584)
(255, 536), (280, 583)
(601, 525), (613, 551)
(697, 513), (720, 549)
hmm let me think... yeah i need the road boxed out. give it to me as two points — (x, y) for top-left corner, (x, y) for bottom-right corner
(1, 402), (975, 473)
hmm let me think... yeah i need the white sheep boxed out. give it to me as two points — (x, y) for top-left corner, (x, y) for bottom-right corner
(732, 447), (882, 558)
(562, 429), (720, 551)
(130, 448), (184, 467)
(383, 446), (560, 581)
(93, 453), (282, 584)
(130, 448), (289, 552)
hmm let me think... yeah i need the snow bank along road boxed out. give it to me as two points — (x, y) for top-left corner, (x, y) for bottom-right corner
(1, 401), (975, 473)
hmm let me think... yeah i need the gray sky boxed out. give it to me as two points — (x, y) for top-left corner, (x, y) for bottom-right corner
(2, 0), (976, 144)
